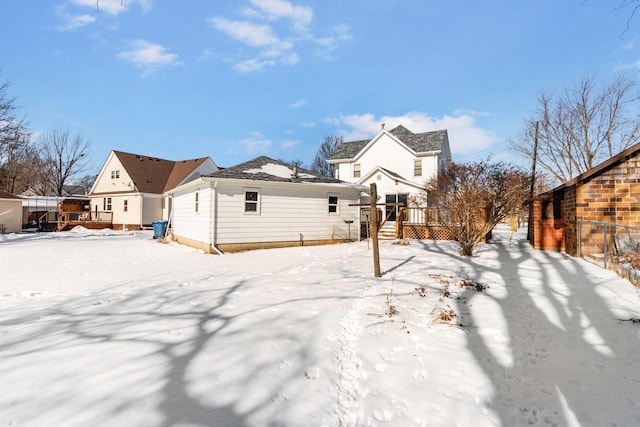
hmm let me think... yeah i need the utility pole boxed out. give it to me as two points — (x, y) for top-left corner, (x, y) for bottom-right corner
(370, 183), (381, 277)
(529, 121), (539, 200)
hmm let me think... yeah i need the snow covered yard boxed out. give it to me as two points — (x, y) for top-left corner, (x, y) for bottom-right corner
(1, 226), (639, 427)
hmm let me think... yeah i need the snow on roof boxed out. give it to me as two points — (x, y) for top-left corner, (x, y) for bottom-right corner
(245, 163), (317, 179)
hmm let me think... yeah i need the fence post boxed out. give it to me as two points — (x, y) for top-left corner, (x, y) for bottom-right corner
(577, 220), (582, 258)
(603, 223), (608, 269)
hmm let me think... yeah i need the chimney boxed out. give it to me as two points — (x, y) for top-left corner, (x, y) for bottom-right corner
(381, 123), (385, 130)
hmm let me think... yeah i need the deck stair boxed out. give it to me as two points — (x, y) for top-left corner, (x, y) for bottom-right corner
(377, 222), (398, 240)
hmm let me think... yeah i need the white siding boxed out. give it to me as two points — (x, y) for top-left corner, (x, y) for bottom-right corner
(91, 154), (135, 194)
(172, 184), (213, 245)
(210, 183), (359, 244)
(142, 195), (163, 225)
(214, 182), (361, 244)
(0, 199), (23, 233)
(357, 134), (416, 182)
(335, 132), (440, 189)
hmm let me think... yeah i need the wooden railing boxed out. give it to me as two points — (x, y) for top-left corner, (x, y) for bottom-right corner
(400, 207), (442, 225)
(57, 211), (113, 231)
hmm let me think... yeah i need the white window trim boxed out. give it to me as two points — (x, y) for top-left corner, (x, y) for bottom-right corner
(328, 193), (339, 215)
(353, 163), (361, 178)
(414, 159), (422, 177)
(243, 188), (261, 215)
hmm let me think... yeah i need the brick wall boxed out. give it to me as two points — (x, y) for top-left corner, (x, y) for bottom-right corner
(573, 157), (640, 256)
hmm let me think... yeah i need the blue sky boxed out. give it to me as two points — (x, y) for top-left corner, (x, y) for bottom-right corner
(1, 0), (639, 174)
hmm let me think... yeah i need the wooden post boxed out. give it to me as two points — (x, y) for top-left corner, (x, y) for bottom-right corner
(370, 183), (381, 277)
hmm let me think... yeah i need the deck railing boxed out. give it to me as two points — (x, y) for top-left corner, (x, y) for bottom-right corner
(401, 207), (442, 225)
(58, 211), (113, 230)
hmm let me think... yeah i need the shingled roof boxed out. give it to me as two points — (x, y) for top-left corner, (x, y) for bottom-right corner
(0, 191), (22, 200)
(113, 151), (210, 193)
(328, 125), (448, 160)
(208, 156), (345, 184)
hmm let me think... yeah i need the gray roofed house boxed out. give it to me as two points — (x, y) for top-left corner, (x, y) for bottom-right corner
(167, 155), (367, 253)
(327, 123), (452, 222)
(328, 125), (449, 161)
(208, 156), (349, 184)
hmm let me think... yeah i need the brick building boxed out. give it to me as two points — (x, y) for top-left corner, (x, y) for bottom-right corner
(529, 142), (640, 256)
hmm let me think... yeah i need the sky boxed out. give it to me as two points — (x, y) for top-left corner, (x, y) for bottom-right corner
(1, 0), (639, 175)
(2, 225), (640, 426)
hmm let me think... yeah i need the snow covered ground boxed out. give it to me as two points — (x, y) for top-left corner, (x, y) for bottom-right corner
(1, 225), (639, 427)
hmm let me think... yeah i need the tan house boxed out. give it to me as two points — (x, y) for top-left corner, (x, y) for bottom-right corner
(89, 150), (218, 230)
(529, 142), (640, 256)
(0, 191), (23, 233)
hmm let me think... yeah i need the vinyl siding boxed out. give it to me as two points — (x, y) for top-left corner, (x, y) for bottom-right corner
(214, 182), (361, 244)
(172, 185), (213, 245)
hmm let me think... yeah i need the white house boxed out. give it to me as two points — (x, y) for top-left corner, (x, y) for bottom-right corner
(327, 124), (451, 221)
(167, 156), (366, 253)
(89, 150), (218, 230)
(0, 191), (23, 233)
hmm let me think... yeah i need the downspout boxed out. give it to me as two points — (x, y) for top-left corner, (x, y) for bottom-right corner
(210, 181), (224, 255)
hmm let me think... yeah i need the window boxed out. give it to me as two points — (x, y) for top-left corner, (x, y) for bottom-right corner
(103, 197), (112, 211)
(111, 170), (120, 179)
(123, 200), (128, 212)
(328, 195), (339, 214)
(414, 159), (422, 176)
(353, 164), (361, 178)
(244, 190), (259, 213)
(195, 191), (199, 213)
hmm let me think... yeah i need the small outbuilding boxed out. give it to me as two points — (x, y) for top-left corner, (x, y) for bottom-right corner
(529, 141), (640, 256)
(167, 156), (366, 253)
(0, 191), (24, 233)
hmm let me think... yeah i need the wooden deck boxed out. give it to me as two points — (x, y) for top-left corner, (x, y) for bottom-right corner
(57, 211), (113, 231)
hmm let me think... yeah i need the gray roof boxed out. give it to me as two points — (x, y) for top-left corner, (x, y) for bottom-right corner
(208, 156), (346, 184)
(328, 125), (448, 160)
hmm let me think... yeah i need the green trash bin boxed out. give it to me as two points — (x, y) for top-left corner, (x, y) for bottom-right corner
(152, 220), (168, 239)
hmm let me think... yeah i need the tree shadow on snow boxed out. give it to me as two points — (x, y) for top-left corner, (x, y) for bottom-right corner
(417, 232), (640, 425)
(0, 256), (367, 427)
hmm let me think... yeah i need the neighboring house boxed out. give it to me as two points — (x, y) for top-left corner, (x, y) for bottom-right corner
(21, 184), (87, 197)
(89, 150), (218, 230)
(327, 124), (451, 222)
(529, 141), (640, 256)
(167, 156), (366, 253)
(0, 191), (23, 233)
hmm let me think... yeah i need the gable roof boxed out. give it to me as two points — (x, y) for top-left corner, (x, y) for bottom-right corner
(0, 191), (22, 200)
(328, 125), (448, 161)
(208, 156), (346, 184)
(358, 166), (425, 190)
(113, 151), (210, 193)
(538, 141), (640, 200)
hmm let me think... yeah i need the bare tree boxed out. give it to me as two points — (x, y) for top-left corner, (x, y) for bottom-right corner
(423, 160), (530, 256)
(311, 135), (342, 177)
(75, 174), (98, 195)
(39, 128), (90, 197)
(0, 75), (32, 193)
(511, 74), (640, 186)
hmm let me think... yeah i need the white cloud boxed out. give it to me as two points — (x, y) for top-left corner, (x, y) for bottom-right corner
(289, 99), (306, 109)
(209, 18), (279, 47)
(248, 0), (313, 33)
(118, 40), (179, 72)
(280, 139), (300, 148)
(327, 111), (498, 156)
(56, 13), (96, 31)
(313, 24), (352, 57)
(234, 58), (275, 73)
(70, 0), (129, 15)
(240, 133), (272, 153)
(210, 1), (348, 72)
